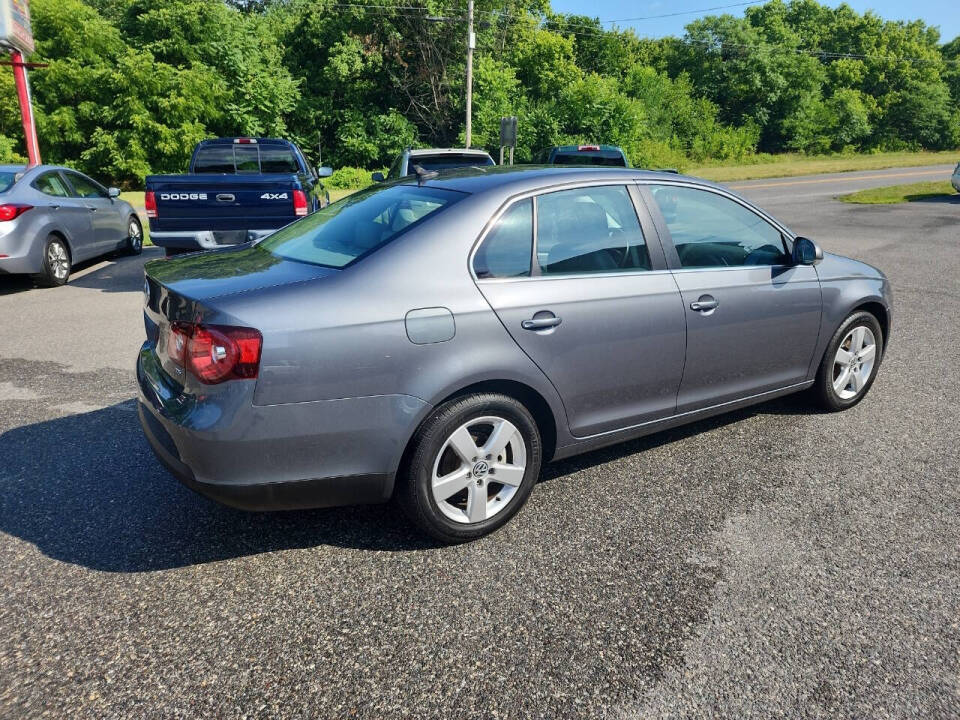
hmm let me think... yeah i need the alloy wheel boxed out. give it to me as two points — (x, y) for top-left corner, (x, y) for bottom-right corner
(833, 325), (877, 400)
(431, 416), (527, 524)
(48, 241), (69, 280)
(129, 220), (142, 251)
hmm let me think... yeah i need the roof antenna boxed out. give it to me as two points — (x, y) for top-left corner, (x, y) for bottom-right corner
(412, 164), (439, 185)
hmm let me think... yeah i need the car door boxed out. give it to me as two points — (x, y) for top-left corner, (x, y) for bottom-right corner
(474, 184), (686, 438)
(63, 171), (125, 253)
(642, 183), (822, 413)
(31, 171), (95, 260)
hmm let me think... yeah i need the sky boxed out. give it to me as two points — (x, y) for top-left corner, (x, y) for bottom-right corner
(551, 0), (960, 44)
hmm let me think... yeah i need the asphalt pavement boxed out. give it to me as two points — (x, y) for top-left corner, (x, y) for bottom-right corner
(1, 166), (959, 718)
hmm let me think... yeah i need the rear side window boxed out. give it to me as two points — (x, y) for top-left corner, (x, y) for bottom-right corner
(648, 185), (788, 268)
(65, 172), (107, 199)
(474, 199), (532, 279)
(258, 184), (465, 269)
(33, 172), (70, 197)
(537, 185), (649, 275)
(410, 154), (494, 173)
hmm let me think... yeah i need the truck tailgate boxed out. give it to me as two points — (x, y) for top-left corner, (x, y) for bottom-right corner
(147, 174), (302, 232)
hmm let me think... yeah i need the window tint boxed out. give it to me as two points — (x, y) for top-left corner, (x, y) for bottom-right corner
(409, 154), (494, 173)
(259, 184), (465, 269)
(33, 172), (70, 197)
(259, 146), (299, 173)
(474, 199), (532, 279)
(0, 171), (18, 193)
(551, 151), (626, 167)
(536, 185), (649, 275)
(66, 173), (107, 199)
(649, 185), (788, 268)
(234, 146), (260, 173)
(193, 146), (236, 173)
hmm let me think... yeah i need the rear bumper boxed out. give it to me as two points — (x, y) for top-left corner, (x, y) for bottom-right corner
(136, 344), (426, 511)
(149, 228), (276, 250)
(0, 222), (43, 275)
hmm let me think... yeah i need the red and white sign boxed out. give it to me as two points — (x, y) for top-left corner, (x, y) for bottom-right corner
(0, 0), (33, 55)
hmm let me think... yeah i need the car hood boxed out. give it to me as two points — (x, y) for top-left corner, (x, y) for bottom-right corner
(144, 243), (338, 301)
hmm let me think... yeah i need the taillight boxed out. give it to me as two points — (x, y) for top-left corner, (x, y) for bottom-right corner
(167, 322), (262, 384)
(144, 191), (157, 219)
(293, 189), (308, 217)
(0, 204), (32, 221)
(578, 145), (600, 152)
(233, 137), (257, 144)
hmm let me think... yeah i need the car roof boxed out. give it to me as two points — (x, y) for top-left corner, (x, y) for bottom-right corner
(408, 148), (492, 157)
(198, 138), (295, 146)
(0, 164), (27, 173)
(550, 145), (625, 153)
(417, 165), (721, 197)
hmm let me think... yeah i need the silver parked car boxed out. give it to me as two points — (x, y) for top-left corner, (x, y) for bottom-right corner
(138, 167), (892, 542)
(0, 165), (142, 286)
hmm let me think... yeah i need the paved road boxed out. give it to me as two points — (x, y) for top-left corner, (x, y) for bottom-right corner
(1, 169), (959, 718)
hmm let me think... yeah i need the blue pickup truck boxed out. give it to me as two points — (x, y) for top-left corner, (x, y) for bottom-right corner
(145, 138), (331, 255)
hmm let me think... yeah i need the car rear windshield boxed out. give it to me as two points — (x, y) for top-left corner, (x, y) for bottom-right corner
(0, 171), (18, 193)
(551, 151), (626, 167)
(258, 184), (466, 269)
(411, 154), (494, 172)
(193, 145), (299, 174)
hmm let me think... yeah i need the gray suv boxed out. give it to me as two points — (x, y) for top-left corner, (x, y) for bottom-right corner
(372, 148), (495, 182)
(138, 167), (892, 543)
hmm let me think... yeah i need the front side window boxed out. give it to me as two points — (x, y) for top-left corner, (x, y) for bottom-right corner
(258, 184), (465, 269)
(66, 172), (107, 199)
(474, 199), (532, 279)
(33, 172), (70, 197)
(648, 185), (788, 268)
(536, 185), (649, 275)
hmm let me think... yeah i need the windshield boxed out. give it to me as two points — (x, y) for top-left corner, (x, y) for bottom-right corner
(411, 154), (494, 172)
(0, 171), (18, 193)
(552, 151), (626, 167)
(258, 184), (466, 268)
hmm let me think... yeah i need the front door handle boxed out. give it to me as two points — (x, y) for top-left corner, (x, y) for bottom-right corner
(690, 295), (719, 312)
(522, 315), (562, 331)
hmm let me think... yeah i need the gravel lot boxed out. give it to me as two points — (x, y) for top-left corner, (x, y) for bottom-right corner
(1, 167), (959, 718)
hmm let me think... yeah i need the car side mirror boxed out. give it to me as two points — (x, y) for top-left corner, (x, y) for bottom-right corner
(108, 187), (120, 199)
(792, 236), (823, 265)
(316, 166), (333, 179)
(371, 171), (385, 182)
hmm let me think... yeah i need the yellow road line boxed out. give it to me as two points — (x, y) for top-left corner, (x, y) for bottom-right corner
(729, 168), (948, 190)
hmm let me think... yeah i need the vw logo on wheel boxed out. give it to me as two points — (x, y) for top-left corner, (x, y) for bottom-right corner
(472, 461), (489, 478)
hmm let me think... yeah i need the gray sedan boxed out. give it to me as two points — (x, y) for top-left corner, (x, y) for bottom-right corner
(0, 164), (142, 286)
(137, 166), (892, 543)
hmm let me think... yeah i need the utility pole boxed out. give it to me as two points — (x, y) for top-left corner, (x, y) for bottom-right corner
(465, 0), (474, 148)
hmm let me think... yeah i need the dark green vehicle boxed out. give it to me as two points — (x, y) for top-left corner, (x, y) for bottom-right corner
(538, 144), (630, 167)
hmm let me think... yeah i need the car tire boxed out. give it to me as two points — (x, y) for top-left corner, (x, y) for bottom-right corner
(34, 235), (71, 287)
(814, 310), (884, 411)
(397, 393), (542, 543)
(125, 216), (143, 256)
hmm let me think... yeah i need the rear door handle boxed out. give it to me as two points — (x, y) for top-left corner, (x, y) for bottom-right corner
(690, 295), (719, 312)
(522, 316), (562, 330)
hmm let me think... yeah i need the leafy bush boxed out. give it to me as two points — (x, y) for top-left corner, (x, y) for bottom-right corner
(326, 166), (379, 190)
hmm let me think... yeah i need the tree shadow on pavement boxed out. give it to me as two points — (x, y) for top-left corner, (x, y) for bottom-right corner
(0, 391), (818, 573)
(68, 248), (162, 293)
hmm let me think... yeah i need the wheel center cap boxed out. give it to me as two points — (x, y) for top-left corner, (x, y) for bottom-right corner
(472, 461), (489, 478)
